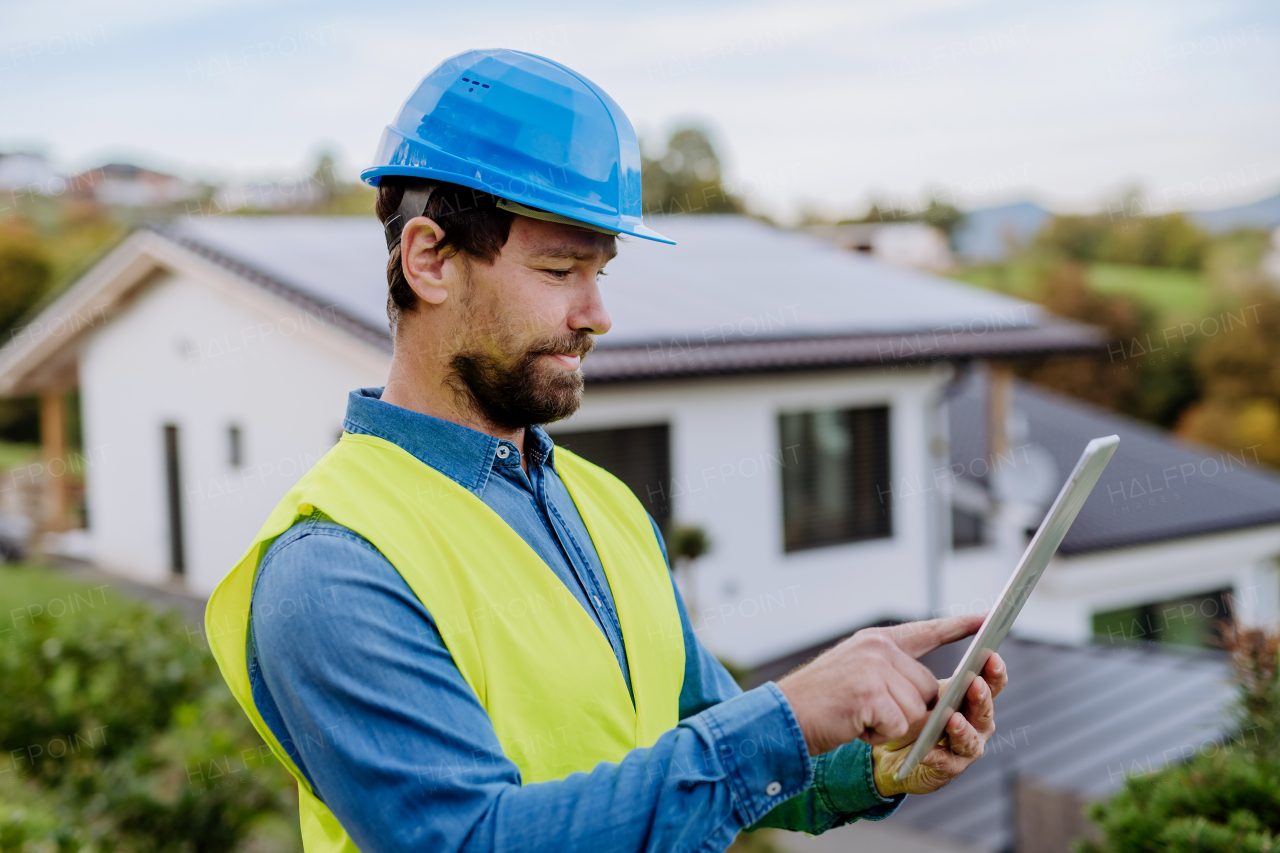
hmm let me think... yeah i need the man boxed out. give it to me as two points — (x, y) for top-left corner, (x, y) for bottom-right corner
(206, 48), (1007, 853)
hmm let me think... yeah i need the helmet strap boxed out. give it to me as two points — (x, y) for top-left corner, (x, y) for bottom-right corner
(384, 186), (435, 252)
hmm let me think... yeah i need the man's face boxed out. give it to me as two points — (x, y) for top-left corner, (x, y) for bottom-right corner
(446, 215), (616, 431)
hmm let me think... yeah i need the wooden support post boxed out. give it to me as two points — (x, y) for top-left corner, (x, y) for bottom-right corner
(989, 363), (1012, 468)
(40, 388), (68, 532)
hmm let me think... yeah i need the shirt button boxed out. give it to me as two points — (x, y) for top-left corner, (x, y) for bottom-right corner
(592, 595), (603, 609)
(495, 446), (510, 459)
(766, 781), (782, 796)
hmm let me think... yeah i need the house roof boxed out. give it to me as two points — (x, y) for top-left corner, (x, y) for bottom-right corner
(948, 368), (1280, 554)
(158, 214), (1102, 381)
(894, 636), (1233, 852)
(0, 214), (1105, 394)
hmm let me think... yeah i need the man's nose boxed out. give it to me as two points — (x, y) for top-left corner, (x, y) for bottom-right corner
(571, 282), (612, 336)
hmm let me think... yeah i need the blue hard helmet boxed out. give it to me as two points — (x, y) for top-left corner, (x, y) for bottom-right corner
(362, 48), (673, 245)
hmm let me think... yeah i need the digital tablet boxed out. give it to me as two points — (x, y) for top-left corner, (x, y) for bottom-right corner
(894, 434), (1120, 780)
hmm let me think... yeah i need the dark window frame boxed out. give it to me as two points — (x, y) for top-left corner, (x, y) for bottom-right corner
(163, 423), (186, 576)
(228, 424), (243, 468)
(951, 506), (987, 549)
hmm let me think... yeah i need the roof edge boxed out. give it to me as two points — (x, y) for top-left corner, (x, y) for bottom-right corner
(1058, 515), (1280, 557)
(584, 322), (1105, 384)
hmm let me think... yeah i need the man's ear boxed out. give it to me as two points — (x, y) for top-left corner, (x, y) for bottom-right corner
(401, 217), (451, 305)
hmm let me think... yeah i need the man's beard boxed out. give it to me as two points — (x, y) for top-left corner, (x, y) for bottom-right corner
(450, 329), (595, 432)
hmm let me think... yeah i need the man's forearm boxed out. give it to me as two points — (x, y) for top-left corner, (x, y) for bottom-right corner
(430, 685), (811, 853)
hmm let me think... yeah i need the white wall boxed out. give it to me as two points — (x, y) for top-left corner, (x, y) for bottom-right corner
(941, 494), (1280, 646)
(551, 365), (949, 667)
(79, 269), (389, 595)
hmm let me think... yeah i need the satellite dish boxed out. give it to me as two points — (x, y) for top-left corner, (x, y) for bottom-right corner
(991, 442), (1059, 507)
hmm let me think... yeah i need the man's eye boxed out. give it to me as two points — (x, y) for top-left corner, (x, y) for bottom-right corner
(544, 269), (571, 280)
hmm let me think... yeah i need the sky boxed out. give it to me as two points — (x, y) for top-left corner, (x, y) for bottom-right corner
(1, 0), (1277, 221)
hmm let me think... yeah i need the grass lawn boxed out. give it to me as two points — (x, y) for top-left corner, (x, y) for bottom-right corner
(1087, 263), (1211, 322)
(0, 441), (37, 471)
(0, 563), (131, 627)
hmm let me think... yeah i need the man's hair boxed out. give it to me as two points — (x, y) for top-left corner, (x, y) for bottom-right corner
(375, 177), (515, 329)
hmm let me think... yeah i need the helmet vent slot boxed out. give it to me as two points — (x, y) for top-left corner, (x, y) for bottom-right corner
(460, 77), (490, 93)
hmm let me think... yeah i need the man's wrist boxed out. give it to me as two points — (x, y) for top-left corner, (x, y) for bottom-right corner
(871, 745), (907, 798)
(686, 682), (814, 826)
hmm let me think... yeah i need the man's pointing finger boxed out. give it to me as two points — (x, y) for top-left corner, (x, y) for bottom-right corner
(885, 612), (987, 658)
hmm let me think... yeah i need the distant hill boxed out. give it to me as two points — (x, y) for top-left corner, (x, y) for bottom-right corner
(953, 201), (1051, 262)
(1187, 191), (1280, 234)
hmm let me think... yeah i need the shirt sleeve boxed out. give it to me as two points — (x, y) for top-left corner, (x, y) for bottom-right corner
(651, 517), (905, 832)
(247, 516), (812, 853)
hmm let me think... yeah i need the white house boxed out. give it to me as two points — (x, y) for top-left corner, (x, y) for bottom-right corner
(805, 220), (954, 271)
(1, 213), (1277, 673)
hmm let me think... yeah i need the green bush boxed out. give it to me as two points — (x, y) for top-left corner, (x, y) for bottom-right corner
(0, 603), (212, 787)
(1079, 626), (1280, 852)
(0, 571), (300, 853)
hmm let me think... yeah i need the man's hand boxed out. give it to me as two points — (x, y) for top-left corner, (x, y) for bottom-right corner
(776, 614), (985, 757)
(871, 652), (1008, 797)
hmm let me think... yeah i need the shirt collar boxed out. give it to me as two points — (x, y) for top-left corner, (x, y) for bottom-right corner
(342, 387), (556, 494)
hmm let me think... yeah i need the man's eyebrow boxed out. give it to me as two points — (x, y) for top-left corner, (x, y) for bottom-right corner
(529, 243), (619, 263)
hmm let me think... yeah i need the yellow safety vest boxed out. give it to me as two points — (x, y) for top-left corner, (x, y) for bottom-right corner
(205, 432), (685, 852)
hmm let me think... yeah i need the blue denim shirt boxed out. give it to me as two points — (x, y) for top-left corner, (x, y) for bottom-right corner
(246, 387), (901, 852)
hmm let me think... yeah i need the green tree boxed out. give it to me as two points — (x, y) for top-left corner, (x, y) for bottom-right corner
(1035, 212), (1208, 270)
(0, 225), (53, 334)
(1016, 261), (1149, 412)
(312, 150), (340, 198)
(1097, 213), (1207, 270)
(642, 127), (742, 216)
(1176, 290), (1280, 468)
(1037, 215), (1113, 264)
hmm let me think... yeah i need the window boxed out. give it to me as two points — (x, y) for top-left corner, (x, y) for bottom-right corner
(227, 425), (243, 467)
(779, 406), (891, 552)
(551, 424), (671, 527)
(1092, 589), (1232, 649)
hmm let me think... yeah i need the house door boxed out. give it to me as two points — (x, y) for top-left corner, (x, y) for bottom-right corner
(163, 424), (186, 576)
